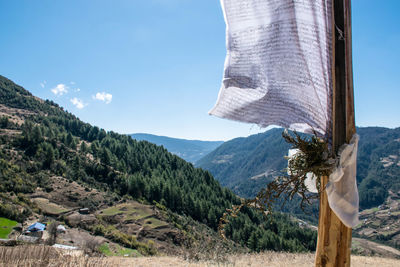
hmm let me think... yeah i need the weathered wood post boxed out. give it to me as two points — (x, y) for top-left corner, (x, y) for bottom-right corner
(315, 0), (355, 266)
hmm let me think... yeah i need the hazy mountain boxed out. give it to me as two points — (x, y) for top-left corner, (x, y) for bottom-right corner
(197, 127), (400, 210)
(130, 133), (223, 163)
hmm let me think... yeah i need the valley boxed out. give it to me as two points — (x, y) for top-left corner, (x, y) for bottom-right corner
(0, 74), (399, 264)
(0, 75), (316, 259)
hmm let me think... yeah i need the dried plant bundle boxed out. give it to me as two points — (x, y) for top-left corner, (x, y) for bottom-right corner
(219, 130), (335, 239)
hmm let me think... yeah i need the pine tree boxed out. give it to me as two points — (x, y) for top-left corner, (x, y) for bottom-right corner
(43, 144), (54, 169)
(247, 232), (258, 251)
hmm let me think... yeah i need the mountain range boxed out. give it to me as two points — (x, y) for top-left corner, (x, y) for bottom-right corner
(130, 133), (223, 163)
(0, 75), (317, 255)
(1, 74), (399, 255)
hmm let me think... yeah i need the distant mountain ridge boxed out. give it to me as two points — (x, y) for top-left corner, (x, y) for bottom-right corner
(197, 126), (400, 210)
(130, 133), (223, 163)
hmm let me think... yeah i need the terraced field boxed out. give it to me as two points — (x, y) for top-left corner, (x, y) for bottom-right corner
(354, 191), (400, 248)
(32, 198), (71, 215)
(98, 202), (168, 230)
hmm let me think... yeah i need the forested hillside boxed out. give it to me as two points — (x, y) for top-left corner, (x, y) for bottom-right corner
(356, 127), (400, 209)
(0, 75), (317, 253)
(130, 133), (223, 163)
(197, 128), (289, 197)
(197, 126), (400, 211)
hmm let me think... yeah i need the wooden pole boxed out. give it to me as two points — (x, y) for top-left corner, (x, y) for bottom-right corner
(315, 0), (355, 266)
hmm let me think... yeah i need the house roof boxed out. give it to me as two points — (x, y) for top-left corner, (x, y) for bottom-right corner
(52, 244), (78, 250)
(27, 222), (46, 232)
(57, 225), (66, 231)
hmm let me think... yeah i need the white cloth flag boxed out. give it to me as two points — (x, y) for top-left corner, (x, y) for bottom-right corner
(327, 134), (359, 228)
(287, 135), (360, 228)
(210, 0), (333, 136)
(211, 0), (360, 227)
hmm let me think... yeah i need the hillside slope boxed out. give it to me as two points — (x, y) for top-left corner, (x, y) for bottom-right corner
(353, 188), (400, 249)
(197, 127), (400, 210)
(356, 127), (400, 209)
(130, 133), (223, 163)
(196, 128), (291, 198)
(0, 75), (317, 254)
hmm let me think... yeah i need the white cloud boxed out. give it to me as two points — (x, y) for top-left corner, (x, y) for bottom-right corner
(70, 97), (86, 109)
(70, 81), (75, 85)
(40, 80), (47, 88)
(75, 88), (81, 92)
(93, 92), (112, 104)
(51, 84), (68, 96)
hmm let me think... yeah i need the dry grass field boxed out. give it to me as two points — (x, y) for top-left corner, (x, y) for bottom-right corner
(102, 253), (400, 267)
(1, 246), (400, 267)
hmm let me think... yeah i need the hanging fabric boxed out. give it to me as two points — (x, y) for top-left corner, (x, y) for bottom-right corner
(211, 0), (360, 227)
(210, 0), (333, 137)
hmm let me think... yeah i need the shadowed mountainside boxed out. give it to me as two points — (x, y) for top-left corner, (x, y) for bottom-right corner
(198, 127), (400, 210)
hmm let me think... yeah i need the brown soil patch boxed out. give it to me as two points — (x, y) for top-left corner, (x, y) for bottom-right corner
(56, 228), (106, 248)
(0, 104), (38, 125)
(32, 198), (71, 215)
(31, 176), (111, 209)
(98, 202), (184, 255)
(352, 237), (400, 259)
(0, 129), (21, 136)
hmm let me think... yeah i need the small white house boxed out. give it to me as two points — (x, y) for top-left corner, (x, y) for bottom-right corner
(57, 225), (66, 233)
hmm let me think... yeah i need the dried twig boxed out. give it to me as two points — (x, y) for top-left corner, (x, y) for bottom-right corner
(219, 130), (335, 239)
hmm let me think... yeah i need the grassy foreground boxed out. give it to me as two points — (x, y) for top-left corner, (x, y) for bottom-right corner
(0, 246), (400, 267)
(0, 218), (18, 239)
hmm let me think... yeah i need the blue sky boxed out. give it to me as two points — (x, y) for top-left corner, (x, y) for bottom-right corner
(0, 0), (399, 141)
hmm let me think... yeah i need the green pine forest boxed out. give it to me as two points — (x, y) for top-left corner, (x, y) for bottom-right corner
(0, 75), (316, 253)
